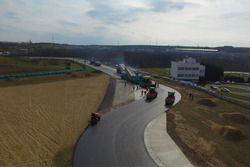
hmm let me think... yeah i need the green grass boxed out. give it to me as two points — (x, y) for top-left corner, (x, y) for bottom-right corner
(205, 84), (250, 103)
(141, 68), (170, 77)
(0, 56), (82, 74)
(224, 71), (250, 82)
(0, 57), (98, 88)
(220, 85), (250, 94)
(223, 92), (250, 102)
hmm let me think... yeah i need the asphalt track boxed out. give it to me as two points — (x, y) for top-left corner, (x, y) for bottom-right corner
(72, 59), (180, 167)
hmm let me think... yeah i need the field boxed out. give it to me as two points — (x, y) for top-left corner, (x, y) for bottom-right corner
(206, 84), (250, 103)
(157, 80), (250, 167)
(141, 68), (170, 77)
(0, 73), (109, 167)
(0, 56), (82, 74)
(224, 71), (250, 82)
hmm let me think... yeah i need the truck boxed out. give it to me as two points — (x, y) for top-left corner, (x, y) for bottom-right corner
(165, 92), (175, 106)
(146, 87), (158, 100)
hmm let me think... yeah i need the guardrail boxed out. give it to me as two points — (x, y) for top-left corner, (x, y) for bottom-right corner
(0, 68), (85, 79)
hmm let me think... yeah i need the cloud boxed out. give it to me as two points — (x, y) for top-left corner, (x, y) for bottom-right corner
(3, 11), (18, 20)
(86, 2), (145, 24)
(0, 0), (250, 46)
(94, 26), (108, 31)
(148, 0), (188, 12)
(86, 0), (191, 24)
(58, 20), (79, 27)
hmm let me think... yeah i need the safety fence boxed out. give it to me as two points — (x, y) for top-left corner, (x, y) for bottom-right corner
(0, 68), (85, 79)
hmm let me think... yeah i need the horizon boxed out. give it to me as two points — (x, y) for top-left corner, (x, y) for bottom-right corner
(0, 0), (250, 47)
(1, 41), (250, 48)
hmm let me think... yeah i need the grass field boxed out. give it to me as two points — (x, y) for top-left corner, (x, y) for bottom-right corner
(141, 68), (170, 77)
(206, 84), (250, 103)
(0, 73), (109, 167)
(223, 92), (250, 102)
(149, 77), (250, 167)
(0, 56), (82, 74)
(224, 71), (250, 82)
(221, 85), (250, 93)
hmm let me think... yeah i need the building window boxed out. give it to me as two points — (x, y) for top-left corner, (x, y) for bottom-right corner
(178, 67), (184, 70)
(177, 74), (184, 77)
(193, 67), (199, 70)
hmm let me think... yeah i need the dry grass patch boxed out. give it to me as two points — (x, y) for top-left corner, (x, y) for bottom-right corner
(0, 74), (109, 167)
(153, 78), (250, 167)
(221, 113), (250, 125)
(211, 123), (246, 141)
(198, 99), (217, 108)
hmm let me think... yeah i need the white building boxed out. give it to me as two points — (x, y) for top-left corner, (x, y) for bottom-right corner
(171, 57), (205, 81)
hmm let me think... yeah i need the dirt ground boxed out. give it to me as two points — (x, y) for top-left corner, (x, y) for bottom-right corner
(0, 74), (109, 167)
(152, 79), (250, 167)
(166, 83), (250, 167)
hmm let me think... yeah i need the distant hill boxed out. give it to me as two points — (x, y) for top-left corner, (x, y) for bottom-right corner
(1, 42), (250, 72)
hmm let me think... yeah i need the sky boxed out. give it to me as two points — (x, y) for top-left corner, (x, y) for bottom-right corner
(0, 0), (250, 47)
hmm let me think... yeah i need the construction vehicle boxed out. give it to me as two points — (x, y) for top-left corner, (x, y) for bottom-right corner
(139, 76), (155, 88)
(146, 87), (158, 100)
(90, 57), (101, 66)
(90, 60), (101, 66)
(90, 112), (101, 125)
(165, 92), (175, 106)
(116, 64), (126, 74)
(117, 64), (155, 89)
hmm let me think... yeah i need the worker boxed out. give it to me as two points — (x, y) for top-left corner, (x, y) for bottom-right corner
(141, 90), (144, 96)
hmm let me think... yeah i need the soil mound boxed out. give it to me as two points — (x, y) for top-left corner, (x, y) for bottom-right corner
(198, 99), (217, 107)
(222, 113), (249, 125)
(211, 124), (246, 141)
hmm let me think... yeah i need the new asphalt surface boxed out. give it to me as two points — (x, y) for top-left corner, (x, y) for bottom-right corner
(73, 59), (181, 167)
(29, 57), (185, 166)
(73, 86), (171, 167)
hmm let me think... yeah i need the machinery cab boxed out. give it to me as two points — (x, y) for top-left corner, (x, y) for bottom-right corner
(90, 112), (101, 125)
(140, 76), (155, 88)
(165, 92), (175, 106)
(146, 87), (158, 100)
